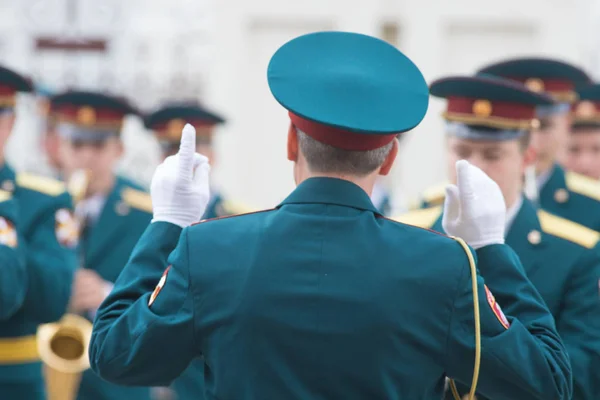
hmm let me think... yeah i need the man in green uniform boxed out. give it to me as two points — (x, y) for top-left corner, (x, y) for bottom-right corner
(89, 32), (571, 400)
(474, 58), (600, 230)
(564, 83), (600, 180)
(397, 74), (600, 399)
(145, 102), (249, 221)
(49, 91), (153, 400)
(0, 66), (79, 399)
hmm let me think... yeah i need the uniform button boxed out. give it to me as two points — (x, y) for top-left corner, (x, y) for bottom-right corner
(554, 188), (569, 203)
(528, 229), (541, 245)
(1, 180), (15, 192)
(115, 201), (130, 216)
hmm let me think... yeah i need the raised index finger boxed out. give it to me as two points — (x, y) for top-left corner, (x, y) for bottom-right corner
(455, 159), (478, 206)
(178, 123), (197, 180)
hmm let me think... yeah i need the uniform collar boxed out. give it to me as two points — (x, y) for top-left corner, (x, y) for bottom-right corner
(506, 197), (546, 247)
(279, 177), (381, 215)
(539, 164), (570, 205)
(505, 195), (523, 232)
(0, 164), (15, 183)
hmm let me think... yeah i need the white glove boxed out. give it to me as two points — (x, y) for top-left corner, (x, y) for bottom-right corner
(442, 160), (506, 249)
(150, 124), (211, 228)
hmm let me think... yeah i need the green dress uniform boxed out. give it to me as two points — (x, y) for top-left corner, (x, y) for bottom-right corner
(47, 90), (153, 400)
(0, 66), (79, 400)
(144, 102), (247, 400)
(0, 167), (79, 399)
(90, 31), (571, 400)
(404, 74), (600, 399)
(89, 177), (571, 400)
(400, 197), (600, 399)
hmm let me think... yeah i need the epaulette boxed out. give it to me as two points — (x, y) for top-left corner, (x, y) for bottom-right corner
(192, 208), (275, 226)
(538, 209), (600, 249)
(16, 173), (66, 197)
(391, 206), (442, 229)
(421, 182), (447, 207)
(565, 171), (600, 202)
(121, 188), (152, 213)
(220, 199), (254, 216)
(0, 189), (11, 202)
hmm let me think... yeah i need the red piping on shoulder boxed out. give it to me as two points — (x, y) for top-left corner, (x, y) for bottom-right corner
(191, 208), (276, 226)
(375, 214), (450, 238)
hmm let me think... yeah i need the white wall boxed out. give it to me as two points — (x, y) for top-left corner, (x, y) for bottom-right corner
(0, 0), (595, 210)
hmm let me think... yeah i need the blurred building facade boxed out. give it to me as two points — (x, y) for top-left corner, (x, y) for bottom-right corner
(0, 0), (597, 210)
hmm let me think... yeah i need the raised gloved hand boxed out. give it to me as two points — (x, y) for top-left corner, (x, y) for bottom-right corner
(442, 160), (506, 249)
(150, 124), (211, 228)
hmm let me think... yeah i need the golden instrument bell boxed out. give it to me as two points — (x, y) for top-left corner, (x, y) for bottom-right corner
(37, 314), (93, 400)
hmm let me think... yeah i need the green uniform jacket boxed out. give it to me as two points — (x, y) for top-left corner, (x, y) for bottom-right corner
(89, 178), (571, 400)
(77, 176), (153, 400)
(398, 197), (600, 399)
(538, 164), (600, 232)
(0, 165), (78, 400)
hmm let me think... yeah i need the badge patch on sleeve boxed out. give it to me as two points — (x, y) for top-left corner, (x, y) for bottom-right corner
(55, 208), (79, 248)
(0, 217), (17, 248)
(149, 266), (171, 307)
(485, 285), (510, 329)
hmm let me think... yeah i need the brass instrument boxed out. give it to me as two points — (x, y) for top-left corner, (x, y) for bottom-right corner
(37, 169), (93, 400)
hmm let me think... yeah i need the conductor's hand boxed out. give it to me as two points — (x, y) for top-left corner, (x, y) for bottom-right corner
(150, 124), (211, 228)
(442, 160), (506, 249)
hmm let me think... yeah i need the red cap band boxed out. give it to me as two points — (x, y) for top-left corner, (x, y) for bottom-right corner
(512, 78), (574, 93)
(289, 112), (397, 151)
(447, 97), (536, 120)
(0, 85), (16, 96)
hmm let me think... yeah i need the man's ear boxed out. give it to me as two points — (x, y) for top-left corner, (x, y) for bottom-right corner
(378, 139), (398, 176)
(287, 123), (298, 162)
(523, 144), (537, 167)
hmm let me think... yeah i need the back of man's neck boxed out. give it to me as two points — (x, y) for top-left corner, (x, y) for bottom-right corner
(302, 172), (376, 196)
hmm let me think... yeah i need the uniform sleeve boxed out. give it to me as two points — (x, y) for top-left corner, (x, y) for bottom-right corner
(445, 244), (572, 400)
(555, 246), (600, 399)
(21, 192), (78, 323)
(89, 221), (197, 387)
(0, 197), (27, 320)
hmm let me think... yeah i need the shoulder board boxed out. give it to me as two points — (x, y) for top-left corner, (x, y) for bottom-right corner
(121, 188), (152, 213)
(16, 173), (66, 197)
(192, 208), (275, 226)
(221, 199), (254, 215)
(0, 189), (11, 202)
(391, 206), (442, 229)
(565, 171), (600, 202)
(538, 209), (600, 249)
(421, 182), (447, 206)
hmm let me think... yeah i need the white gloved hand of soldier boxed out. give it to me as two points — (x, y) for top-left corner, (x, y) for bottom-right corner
(442, 160), (506, 249)
(150, 123), (211, 228)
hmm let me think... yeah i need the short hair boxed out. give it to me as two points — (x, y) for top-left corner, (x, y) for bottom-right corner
(296, 129), (394, 176)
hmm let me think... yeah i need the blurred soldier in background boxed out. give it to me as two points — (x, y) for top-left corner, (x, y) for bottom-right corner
(34, 83), (63, 178)
(0, 66), (78, 399)
(565, 83), (600, 180)
(145, 102), (249, 220)
(49, 90), (153, 400)
(476, 58), (600, 231)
